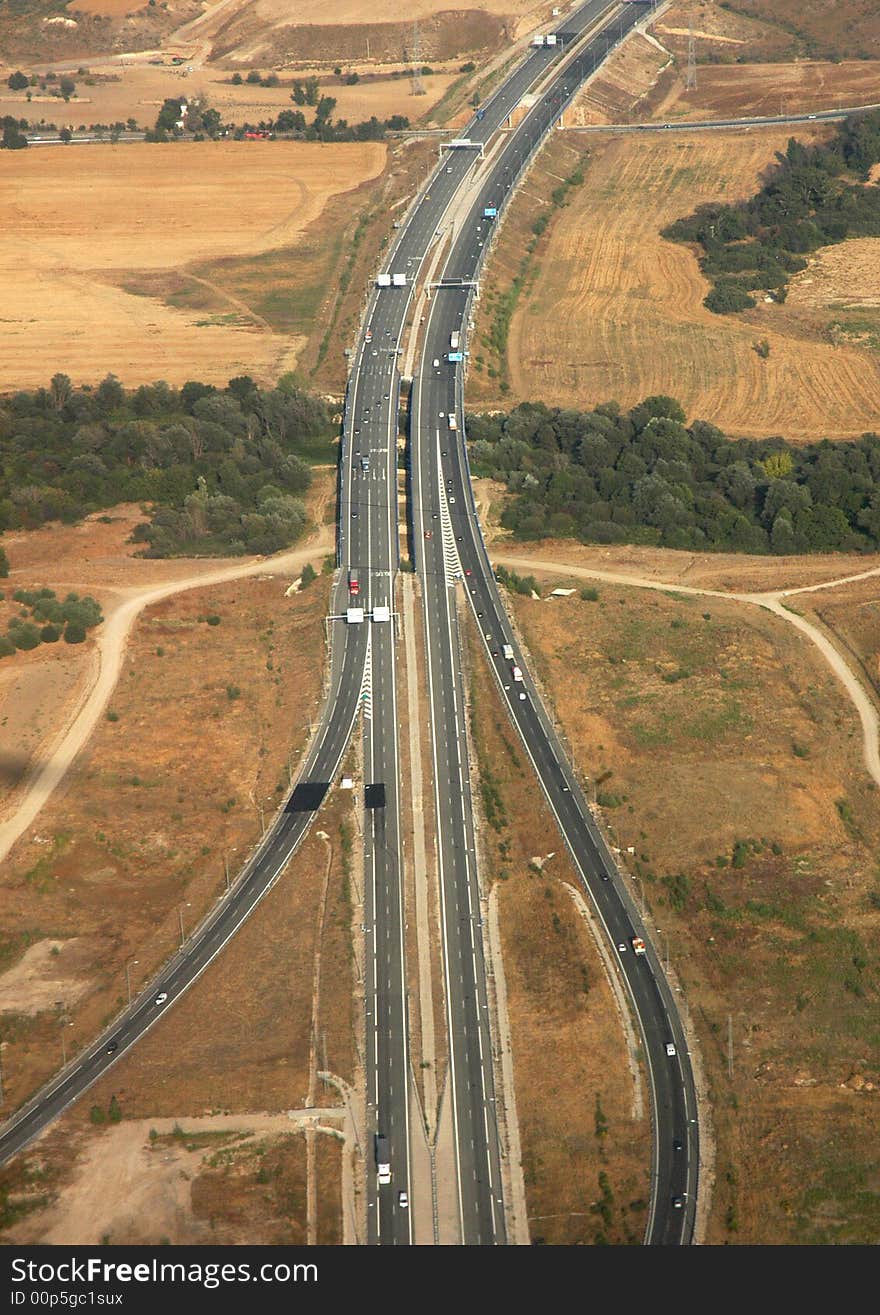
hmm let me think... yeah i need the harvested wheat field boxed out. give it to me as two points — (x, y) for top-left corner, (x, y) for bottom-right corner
(0, 142), (385, 390)
(498, 130), (880, 439)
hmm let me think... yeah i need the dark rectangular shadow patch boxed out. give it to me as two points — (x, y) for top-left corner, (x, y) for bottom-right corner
(286, 781), (330, 813)
(364, 782), (386, 809)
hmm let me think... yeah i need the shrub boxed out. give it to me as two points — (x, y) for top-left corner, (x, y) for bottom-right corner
(40, 624), (60, 643)
(206, 614), (221, 626)
(12, 622), (40, 650)
(63, 622), (87, 644)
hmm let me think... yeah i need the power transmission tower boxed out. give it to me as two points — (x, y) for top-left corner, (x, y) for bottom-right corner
(685, 23), (698, 91)
(410, 21), (426, 96)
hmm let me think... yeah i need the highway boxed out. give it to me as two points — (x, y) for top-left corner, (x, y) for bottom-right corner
(0, 0), (698, 1247)
(409, 0), (699, 1243)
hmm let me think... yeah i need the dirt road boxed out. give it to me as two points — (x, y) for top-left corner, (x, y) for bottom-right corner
(0, 532), (333, 867)
(492, 552), (880, 790)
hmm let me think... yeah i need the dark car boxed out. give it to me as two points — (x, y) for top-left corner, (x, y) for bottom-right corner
(106, 1040), (119, 1055)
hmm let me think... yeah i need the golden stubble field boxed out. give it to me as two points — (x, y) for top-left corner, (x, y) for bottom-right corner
(493, 547), (880, 1243)
(480, 130), (880, 440)
(0, 141), (385, 390)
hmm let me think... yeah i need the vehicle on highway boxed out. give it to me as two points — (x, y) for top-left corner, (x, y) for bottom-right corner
(512, 665), (523, 682)
(154, 992), (168, 1005)
(631, 937), (647, 955)
(433, 358), (440, 367)
(375, 1133), (391, 1185)
(398, 1190), (409, 1208)
(673, 1139), (684, 1152)
(502, 644), (514, 660)
(106, 1040), (118, 1054)
(618, 942), (627, 953)
(424, 530), (433, 539)
(349, 569), (360, 596)
(666, 1043), (677, 1057)
(672, 1195), (685, 1209)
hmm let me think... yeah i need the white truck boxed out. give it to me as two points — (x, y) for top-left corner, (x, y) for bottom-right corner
(512, 665), (523, 683)
(375, 1134), (391, 1185)
(502, 644), (514, 661)
(448, 414), (458, 431)
(449, 331), (460, 351)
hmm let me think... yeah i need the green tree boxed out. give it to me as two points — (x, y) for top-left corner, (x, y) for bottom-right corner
(7, 71), (28, 92)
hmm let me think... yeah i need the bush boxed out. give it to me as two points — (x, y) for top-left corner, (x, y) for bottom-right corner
(206, 614), (221, 626)
(63, 622), (87, 644)
(0, 636), (15, 658)
(704, 283), (756, 314)
(580, 586), (599, 601)
(0, 547), (8, 578)
(300, 562), (317, 588)
(40, 624), (60, 643)
(12, 622), (40, 650)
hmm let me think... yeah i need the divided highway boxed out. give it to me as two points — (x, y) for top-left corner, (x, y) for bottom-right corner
(0, 0), (698, 1248)
(409, 1), (699, 1243)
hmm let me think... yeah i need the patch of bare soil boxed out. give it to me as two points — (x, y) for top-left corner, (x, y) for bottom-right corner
(465, 620), (650, 1244)
(504, 579), (880, 1242)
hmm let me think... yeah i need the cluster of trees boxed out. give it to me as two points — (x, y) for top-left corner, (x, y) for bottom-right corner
(466, 397), (880, 555)
(148, 95), (408, 143)
(0, 374), (331, 558)
(1, 116), (27, 150)
(0, 588), (103, 657)
(664, 111), (880, 312)
(7, 70), (77, 100)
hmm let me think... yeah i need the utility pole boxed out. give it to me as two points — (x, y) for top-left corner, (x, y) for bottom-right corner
(125, 960), (138, 1006)
(685, 21), (698, 92)
(410, 21), (426, 97)
(727, 1013), (734, 1080)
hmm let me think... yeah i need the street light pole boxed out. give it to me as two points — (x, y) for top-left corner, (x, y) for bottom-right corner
(125, 959), (138, 1006)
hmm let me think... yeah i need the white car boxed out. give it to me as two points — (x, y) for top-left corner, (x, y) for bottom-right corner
(666, 1042), (676, 1057)
(398, 1190), (409, 1208)
(617, 943), (627, 953)
(433, 358), (440, 367)
(518, 691), (526, 701)
(154, 992), (168, 1006)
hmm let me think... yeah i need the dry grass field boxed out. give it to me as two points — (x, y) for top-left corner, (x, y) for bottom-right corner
(0, 543), (360, 1243)
(0, 141), (385, 390)
(497, 555), (880, 1243)
(657, 61), (880, 123)
(471, 129), (880, 439)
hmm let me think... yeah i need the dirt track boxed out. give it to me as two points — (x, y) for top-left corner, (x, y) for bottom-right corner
(0, 527), (333, 867)
(492, 551), (880, 790)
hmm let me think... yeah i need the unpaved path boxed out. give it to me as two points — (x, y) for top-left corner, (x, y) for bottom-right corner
(492, 553), (880, 789)
(0, 530), (333, 867)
